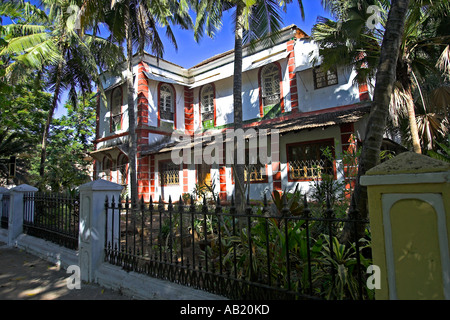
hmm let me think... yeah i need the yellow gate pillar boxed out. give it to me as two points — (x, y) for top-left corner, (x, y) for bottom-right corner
(360, 152), (450, 300)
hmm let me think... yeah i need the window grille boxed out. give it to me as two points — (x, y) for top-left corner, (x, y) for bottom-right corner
(261, 64), (280, 106)
(287, 141), (334, 181)
(111, 88), (122, 131)
(159, 162), (179, 186)
(160, 84), (174, 121)
(244, 164), (266, 183)
(313, 67), (338, 89)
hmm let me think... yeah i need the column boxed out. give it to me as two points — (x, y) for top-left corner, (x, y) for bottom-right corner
(8, 184), (38, 245)
(78, 179), (123, 282)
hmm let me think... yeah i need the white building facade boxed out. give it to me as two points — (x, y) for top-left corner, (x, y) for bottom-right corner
(91, 25), (373, 202)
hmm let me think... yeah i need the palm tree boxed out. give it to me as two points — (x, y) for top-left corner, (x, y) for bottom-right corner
(313, 0), (450, 154)
(193, 0), (304, 213)
(79, 0), (192, 205)
(341, 0), (411, 242)
(1, 0), (121, 189)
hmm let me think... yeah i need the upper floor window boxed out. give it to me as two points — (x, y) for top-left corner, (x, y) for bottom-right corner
(313, 66), (338, 89)
(111, 87), (122, 132)
(201, 84), (214, 129)
(159, 83), (174, 122)
(261, 63), (281, 107)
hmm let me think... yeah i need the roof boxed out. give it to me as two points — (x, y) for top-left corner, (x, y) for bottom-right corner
(259, 103), (371, 134)
(139, 103), (372, 156)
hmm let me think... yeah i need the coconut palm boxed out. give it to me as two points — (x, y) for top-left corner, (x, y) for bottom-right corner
(1, 0), (122, 189)
(193, 0), (305, 213)
(313, 0), (450, 154)
(337, 0), (411, 242)
(75, 0), (192, 205)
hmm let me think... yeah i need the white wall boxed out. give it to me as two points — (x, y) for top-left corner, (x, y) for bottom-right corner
(296, 66), (360, 113)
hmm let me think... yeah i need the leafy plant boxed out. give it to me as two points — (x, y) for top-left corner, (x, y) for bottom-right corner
(428, 134), (450, 163)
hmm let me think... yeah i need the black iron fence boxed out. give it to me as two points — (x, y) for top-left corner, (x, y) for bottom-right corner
(23, 192), (80, 250)
(1, 194), (9, 229)
(104, 194), (372, 300)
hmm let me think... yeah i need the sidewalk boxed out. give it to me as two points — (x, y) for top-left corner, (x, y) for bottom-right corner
(0, 242), (133, 300)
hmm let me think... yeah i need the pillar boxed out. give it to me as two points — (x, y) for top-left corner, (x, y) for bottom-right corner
(8, 184), (38, 246)
(78, 179), (123, 282)
(360, 152), (450, 300)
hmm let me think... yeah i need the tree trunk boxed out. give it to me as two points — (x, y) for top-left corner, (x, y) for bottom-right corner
(233, 4), (245, 215)
(39, 59), (64, 189)
(341, 0), (411, 243)
(397, 59), (422, 154)
(125, 0), (138, 207)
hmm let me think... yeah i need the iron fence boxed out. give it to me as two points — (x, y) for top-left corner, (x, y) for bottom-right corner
(23, 192), (80, 250)
(1, 194), (9, 229)
(104, 194), (372, 300)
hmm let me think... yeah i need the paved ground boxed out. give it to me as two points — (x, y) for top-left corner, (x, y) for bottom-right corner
(0, 242), (133, 300)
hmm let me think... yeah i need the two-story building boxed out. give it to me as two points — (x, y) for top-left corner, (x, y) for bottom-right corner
(90, 25), (373, 202)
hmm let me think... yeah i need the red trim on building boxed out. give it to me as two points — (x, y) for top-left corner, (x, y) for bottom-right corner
(287, 40), (298, 113)
(340, 123), (357, 197)
(184, 87), (194, 136)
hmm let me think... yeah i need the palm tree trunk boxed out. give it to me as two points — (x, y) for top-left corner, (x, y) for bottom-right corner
(341, 0), (411, 243)
(396, 58), (422, 153)
(406, 87), (422, 153)
(125, 0), (138, 207)
(233, 4), (245, 215)
(39, 58), (64, 188)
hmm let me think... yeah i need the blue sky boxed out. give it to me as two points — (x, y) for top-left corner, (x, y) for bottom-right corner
(2, 1), (332, 117)
(155, 1), (331, 68)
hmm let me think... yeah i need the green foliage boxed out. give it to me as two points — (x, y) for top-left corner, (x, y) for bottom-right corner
(427, 134), (450, 163)
(35, 93), (97, 191)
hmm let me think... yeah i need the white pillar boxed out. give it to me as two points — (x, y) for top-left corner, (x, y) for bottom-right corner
(8, 184), (38, 245)
(78, 179), (123, 282)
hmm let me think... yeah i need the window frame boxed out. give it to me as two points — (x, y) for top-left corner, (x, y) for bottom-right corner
(286, 139), (337, 182)
(102, 155), (113, 181)
(158, 160), (180, 187)
(313, 66), (339, 89)
(199, 83), (216, 129)
(110, 86), (123, 133)
(258, 62), (284, 117)
(117, 153), (129, 186)
(158, 82), (176, 129)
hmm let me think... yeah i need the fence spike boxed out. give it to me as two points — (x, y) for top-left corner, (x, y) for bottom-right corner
(216, 194), (221, 207)
(303, 194), (310, 218)
(281, 194), (290, 216)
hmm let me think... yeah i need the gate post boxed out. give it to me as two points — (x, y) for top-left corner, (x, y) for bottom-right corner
(8, 184), (38, 246)
(361, 152), (450, 300)
(77, 179), (123, 283)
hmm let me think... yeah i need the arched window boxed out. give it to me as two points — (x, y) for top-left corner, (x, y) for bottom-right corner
(111, 87), (122, 132)
(200, 84), (214, 128)
(117, 154), (128, 186)
(102, 156), (113, 181)
(261, 63), (281, 107)
(159, 83), (174, 122)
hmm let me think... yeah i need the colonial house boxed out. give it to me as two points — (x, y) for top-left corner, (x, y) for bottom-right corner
(90, 25), (374, 203)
